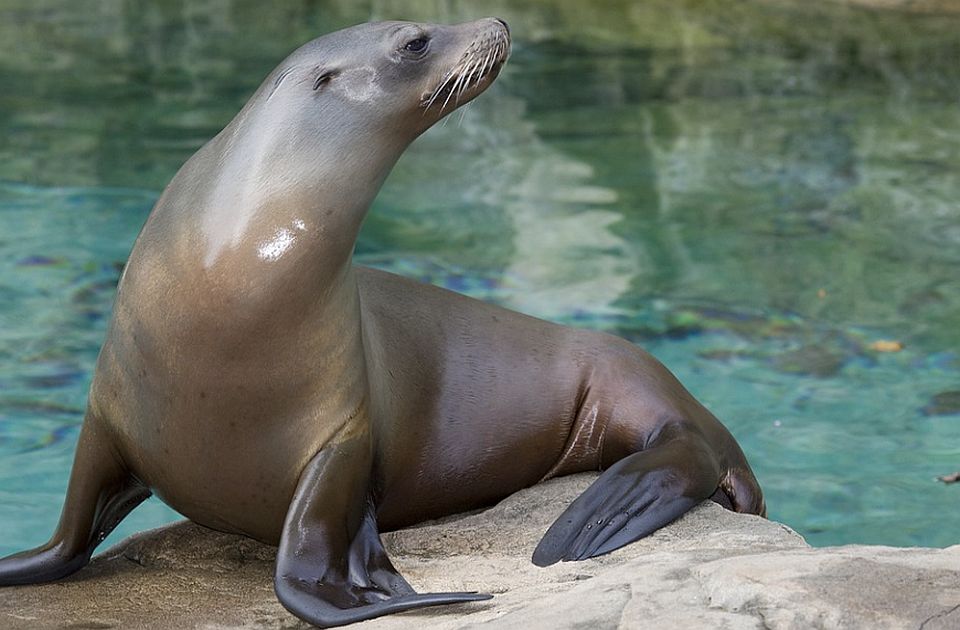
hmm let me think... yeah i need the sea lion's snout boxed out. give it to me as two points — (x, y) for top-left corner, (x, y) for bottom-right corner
(419, 17), (511, 115)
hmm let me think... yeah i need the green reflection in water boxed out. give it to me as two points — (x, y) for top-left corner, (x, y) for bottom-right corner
(0, 0), (958, 551)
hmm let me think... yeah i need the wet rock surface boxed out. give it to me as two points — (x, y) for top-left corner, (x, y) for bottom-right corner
(2, 473), (958, 629)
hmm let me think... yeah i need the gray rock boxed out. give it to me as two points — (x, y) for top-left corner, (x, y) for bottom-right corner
(1, 473), (957, 629)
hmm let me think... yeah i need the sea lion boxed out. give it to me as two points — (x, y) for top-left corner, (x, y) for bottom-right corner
(0, 18), (764, 628)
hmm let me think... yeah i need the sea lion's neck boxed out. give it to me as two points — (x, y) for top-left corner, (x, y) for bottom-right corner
(142, 110), (407, 296)
(193, 112), (402, 275)
(127, 116), (409, 349)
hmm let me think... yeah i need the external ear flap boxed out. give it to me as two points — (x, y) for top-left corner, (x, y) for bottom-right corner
(314, 70), (336, 90)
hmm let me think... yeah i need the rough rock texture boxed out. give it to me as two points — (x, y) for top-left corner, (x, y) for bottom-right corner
(2, 473), (958, 629)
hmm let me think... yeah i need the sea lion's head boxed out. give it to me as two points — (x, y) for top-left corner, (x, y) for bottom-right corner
(256, 18), (510, 150)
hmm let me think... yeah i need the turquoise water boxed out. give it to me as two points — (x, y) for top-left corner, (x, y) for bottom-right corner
(1, 0), (959, 555)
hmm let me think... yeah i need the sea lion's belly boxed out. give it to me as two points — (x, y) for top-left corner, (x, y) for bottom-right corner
(358, 268), (591, 528)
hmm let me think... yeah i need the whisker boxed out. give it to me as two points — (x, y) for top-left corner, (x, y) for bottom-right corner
(458, 56), (484, 102)
(443, 60), (471, 111)
(424, 68), (458, 112)
(478, 49), (493, 81)
(421, 24), (510, 114)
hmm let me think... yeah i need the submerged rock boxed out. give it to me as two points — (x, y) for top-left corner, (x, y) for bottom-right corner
(772, 344), (847, 377)
(922, 390), (960, 417)
(1, 473), (958, 629)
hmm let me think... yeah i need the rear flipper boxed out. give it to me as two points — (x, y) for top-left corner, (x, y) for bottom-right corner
(275, 434), (491, 628)
(0, 417), (150, 585)
(532, 428), (759, 566)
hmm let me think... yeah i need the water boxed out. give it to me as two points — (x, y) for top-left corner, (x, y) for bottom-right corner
(1, 0), (959, 556)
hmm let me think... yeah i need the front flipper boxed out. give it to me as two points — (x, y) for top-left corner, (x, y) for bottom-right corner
(532, 428), (720, 567)
(275, 435), (491, 628)
(0, 417), (150, 585)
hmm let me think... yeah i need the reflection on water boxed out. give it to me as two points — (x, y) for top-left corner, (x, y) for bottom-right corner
(1, 0), (959, 553)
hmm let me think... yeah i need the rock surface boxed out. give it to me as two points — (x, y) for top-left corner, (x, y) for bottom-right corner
(2, 473), (958, 629)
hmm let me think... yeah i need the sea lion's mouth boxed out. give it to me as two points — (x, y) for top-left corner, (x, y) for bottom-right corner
(420, 24), (511, 112)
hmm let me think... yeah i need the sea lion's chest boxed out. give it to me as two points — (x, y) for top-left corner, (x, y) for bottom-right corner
(88, 261), (367, 542)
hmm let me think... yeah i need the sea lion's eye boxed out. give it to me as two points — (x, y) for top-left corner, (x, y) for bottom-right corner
(313, 71), (335, 90)
(403, 37), (429, 53)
